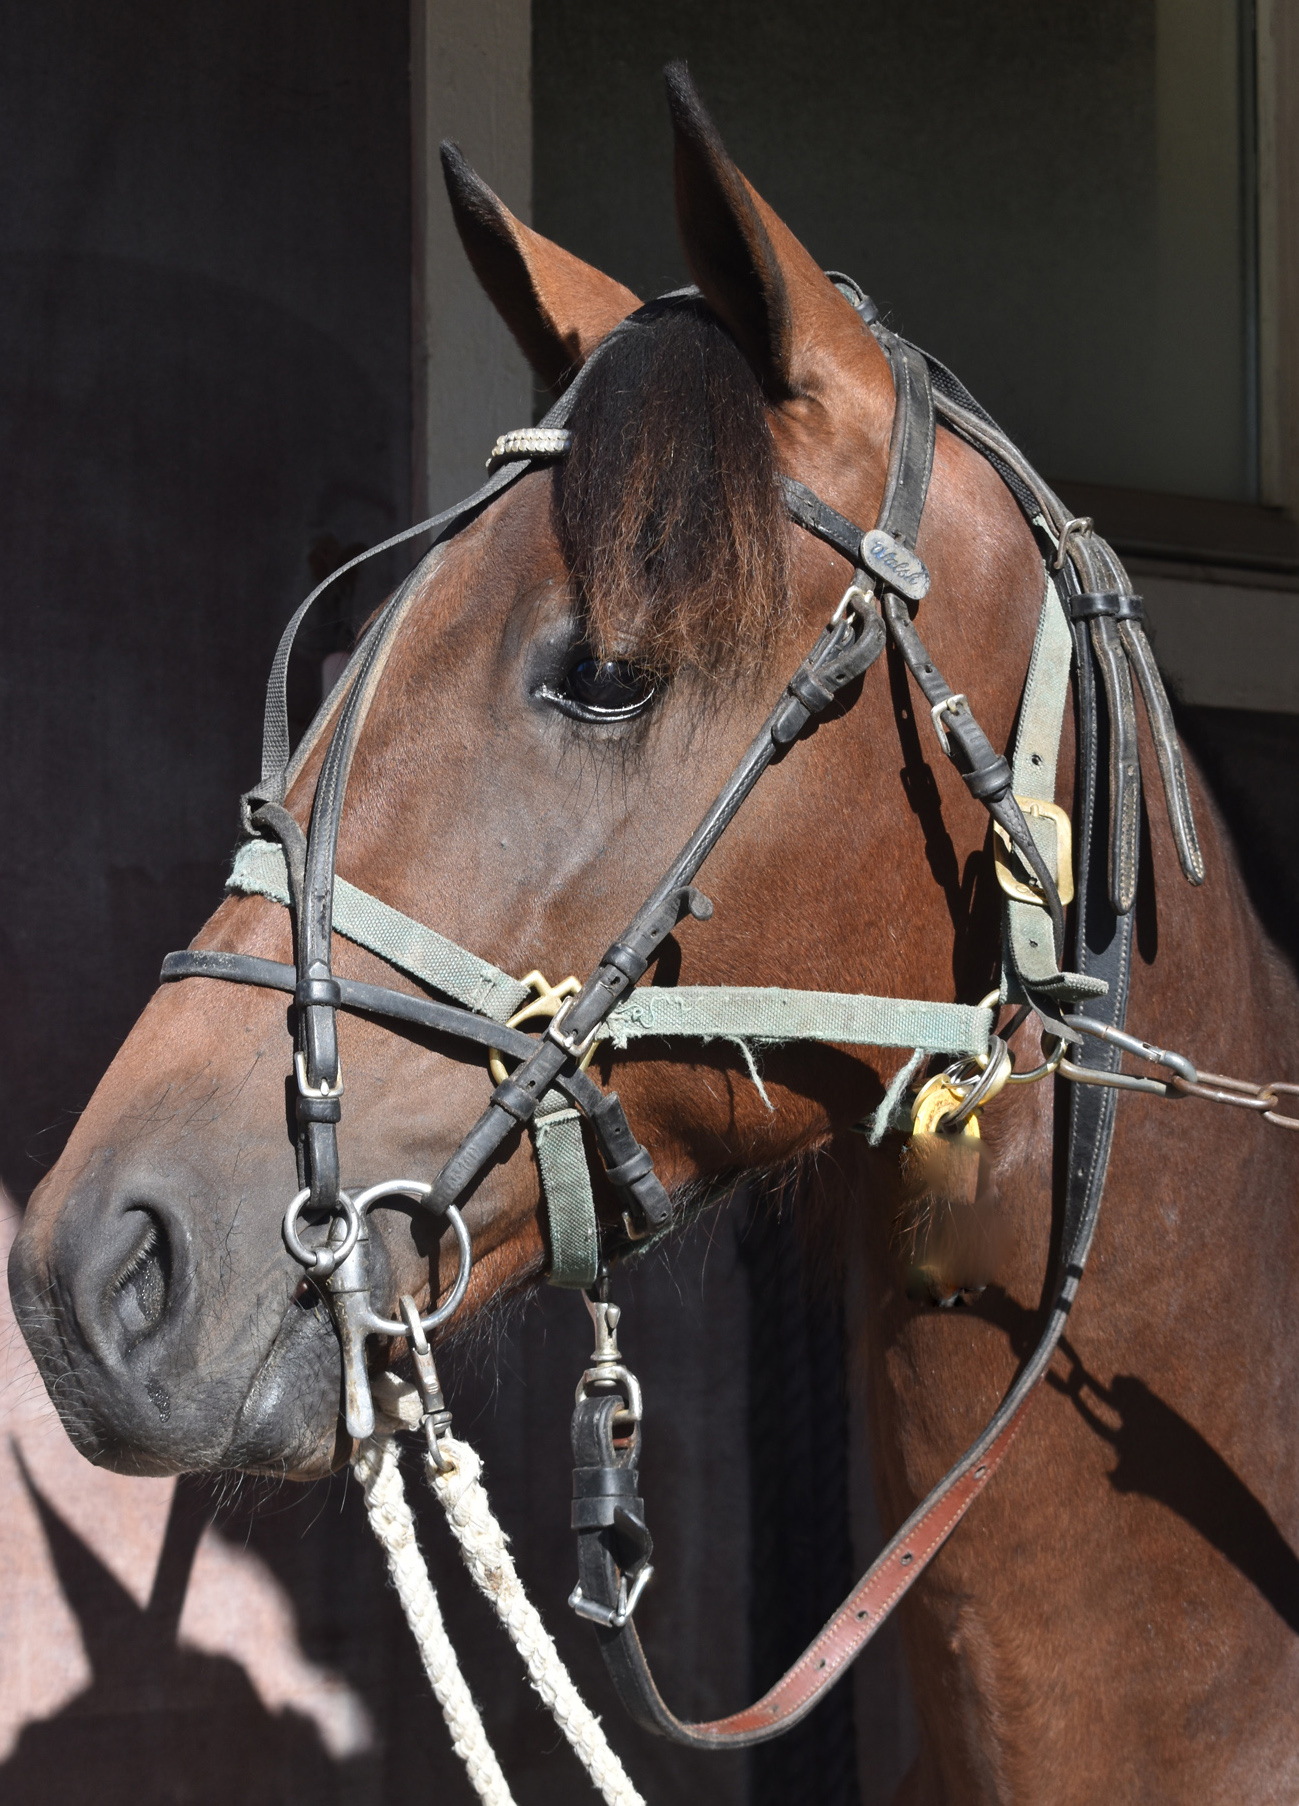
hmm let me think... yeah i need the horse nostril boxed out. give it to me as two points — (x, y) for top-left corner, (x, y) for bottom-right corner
(109, 1208), (172, 1349)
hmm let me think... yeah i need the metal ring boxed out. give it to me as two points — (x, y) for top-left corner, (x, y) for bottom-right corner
(973, 990), (1066, 1086)
(944, 1038), (1012, 1130)
(282, 1188), (360, 1277)
(351, 1178), (474, 1335)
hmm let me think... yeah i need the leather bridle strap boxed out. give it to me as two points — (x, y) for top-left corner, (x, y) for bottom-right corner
(566, 400), (1137, 1752)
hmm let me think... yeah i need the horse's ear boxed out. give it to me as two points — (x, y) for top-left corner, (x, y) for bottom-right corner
(440, 142), (641, 392)
(665, 63), (861, 403)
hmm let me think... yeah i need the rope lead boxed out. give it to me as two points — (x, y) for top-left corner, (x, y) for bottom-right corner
(359, 1389), (646, 1806)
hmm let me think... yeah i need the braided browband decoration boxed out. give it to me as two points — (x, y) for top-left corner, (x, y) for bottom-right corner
(487, 428), (573, 471)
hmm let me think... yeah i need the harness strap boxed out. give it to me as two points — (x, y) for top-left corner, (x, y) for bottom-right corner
(222, 843), (993, 1059)
(566, 390), (1139, 1753)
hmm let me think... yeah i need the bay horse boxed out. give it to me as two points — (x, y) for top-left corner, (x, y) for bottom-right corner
(11, 65), (1299, 1802)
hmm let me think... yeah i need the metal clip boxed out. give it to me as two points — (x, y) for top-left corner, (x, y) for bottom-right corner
(1059, 1016), (1198, 1097)
(575, 1293), (643, 1425)
(1053, 517), (1094, 571)
(831, 580), (875, 625)
(399, 1295), (455, 1473)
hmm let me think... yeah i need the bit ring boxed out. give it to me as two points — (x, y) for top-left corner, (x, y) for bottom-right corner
(282, 1188), (360, 1277)
(351, 1178), (473, 1335)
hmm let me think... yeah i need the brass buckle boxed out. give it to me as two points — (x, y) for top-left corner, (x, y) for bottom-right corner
(488, 971), (599, 1084)
(993, 797), (1074, 906)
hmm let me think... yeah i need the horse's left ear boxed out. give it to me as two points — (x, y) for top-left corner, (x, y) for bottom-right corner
(665, 62), (869, 403)
(441, 142), (642, 391)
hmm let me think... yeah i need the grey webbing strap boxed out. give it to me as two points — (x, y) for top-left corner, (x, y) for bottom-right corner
(1002, 568), (1105, 1008)
(229, 840), (531, 1022)
(228, 847), (992, 1059)
(605, 985), (990, 1055)
(533, 1101), (599, 1288)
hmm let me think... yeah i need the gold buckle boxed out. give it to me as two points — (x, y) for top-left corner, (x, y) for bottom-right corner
(488, 971), (600, 1085)
(994, 798), (1074, 907)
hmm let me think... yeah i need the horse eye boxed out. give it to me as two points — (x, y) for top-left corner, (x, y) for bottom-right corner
(562, 657), (656, 720)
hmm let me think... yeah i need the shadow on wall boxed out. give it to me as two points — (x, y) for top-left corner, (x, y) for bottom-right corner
(0, 1188), (777, 1806)
(3, 1463), (364, 1806)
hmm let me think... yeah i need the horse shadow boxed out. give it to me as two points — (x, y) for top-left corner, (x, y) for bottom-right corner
(980, 1288), (1299, 1633)
(0, 1452), (362, 1806)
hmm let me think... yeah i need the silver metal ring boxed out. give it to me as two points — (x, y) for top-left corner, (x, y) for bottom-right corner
(944, 1037), (1012, 1130)
(282, 1188), (360, 1277)
(351, 1178), (474, 1335)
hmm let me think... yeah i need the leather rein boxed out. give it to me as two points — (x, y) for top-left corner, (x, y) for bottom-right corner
(161, 277), (1209, 1746)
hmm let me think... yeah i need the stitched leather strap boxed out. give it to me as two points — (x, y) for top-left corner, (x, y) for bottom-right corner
(570, 329), (1137, 1753)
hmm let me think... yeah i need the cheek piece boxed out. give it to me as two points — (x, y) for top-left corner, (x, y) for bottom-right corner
(162, 279), (1257, 1748)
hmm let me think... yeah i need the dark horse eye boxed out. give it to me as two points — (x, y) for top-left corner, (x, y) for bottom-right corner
(560, 657), (656, 720)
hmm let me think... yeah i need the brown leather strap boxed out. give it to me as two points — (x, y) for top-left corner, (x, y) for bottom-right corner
(693, 1390), (1035, 1738)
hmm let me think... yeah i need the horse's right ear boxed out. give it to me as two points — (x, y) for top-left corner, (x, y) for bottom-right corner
(441, 143), (641, 392)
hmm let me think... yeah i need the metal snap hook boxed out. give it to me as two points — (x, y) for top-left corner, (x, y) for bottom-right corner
(350, 1178), (474, 1335)
(282, 1187), (361, 1278)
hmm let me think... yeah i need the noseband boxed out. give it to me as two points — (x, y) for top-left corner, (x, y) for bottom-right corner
(163, 278), (1230, 1744)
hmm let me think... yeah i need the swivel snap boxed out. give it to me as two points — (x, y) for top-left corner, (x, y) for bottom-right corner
(399, 1294), (456, 1473)
(575, 1290), (643, 1427)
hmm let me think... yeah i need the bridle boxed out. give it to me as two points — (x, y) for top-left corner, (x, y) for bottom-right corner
(161, 276), (1272, 1745)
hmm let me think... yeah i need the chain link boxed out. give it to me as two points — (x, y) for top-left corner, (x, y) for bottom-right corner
(1170, 1073), (1299, 1129)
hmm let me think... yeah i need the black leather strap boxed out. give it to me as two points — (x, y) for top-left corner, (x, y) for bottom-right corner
(871, 330), (936, 551)
(1066, 591), (1145, 623)
(780, 477), (863, 564)
(567, 498), (1136, 1753)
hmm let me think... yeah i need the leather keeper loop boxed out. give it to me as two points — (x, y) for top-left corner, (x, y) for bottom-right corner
(296, 977), (342, 1008)
(296, 1094), (342, 1124)
(492, 1076), (537, 1121)
(601, 943), (645, 983)
(604, 1146), (653, 1188)
(788, 665), (836, 712)
(962, 755), (1013, 801)
(573, 1466), (640, 1499)
(1068, 590), (1144, 623)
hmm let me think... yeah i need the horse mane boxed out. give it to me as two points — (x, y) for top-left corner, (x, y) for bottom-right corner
(553, 297), (789, 679)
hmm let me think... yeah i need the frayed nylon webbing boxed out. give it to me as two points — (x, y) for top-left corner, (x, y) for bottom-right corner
(227, 841), (992, 1059)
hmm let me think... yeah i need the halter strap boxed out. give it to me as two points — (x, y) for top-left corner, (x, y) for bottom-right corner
(157, 270), (1200, 1749)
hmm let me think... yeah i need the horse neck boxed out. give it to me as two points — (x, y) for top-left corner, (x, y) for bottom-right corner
(830, 761), (1299, 1797)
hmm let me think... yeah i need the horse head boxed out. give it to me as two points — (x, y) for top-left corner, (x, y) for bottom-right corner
(11, 68), (1043, 1479)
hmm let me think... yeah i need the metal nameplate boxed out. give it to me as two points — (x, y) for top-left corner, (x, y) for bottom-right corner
(859, 528), (930, 602)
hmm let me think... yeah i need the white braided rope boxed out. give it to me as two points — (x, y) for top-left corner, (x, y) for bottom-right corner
(426, 1432), (647, 1806)
(354, 1434), (517, 1806)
